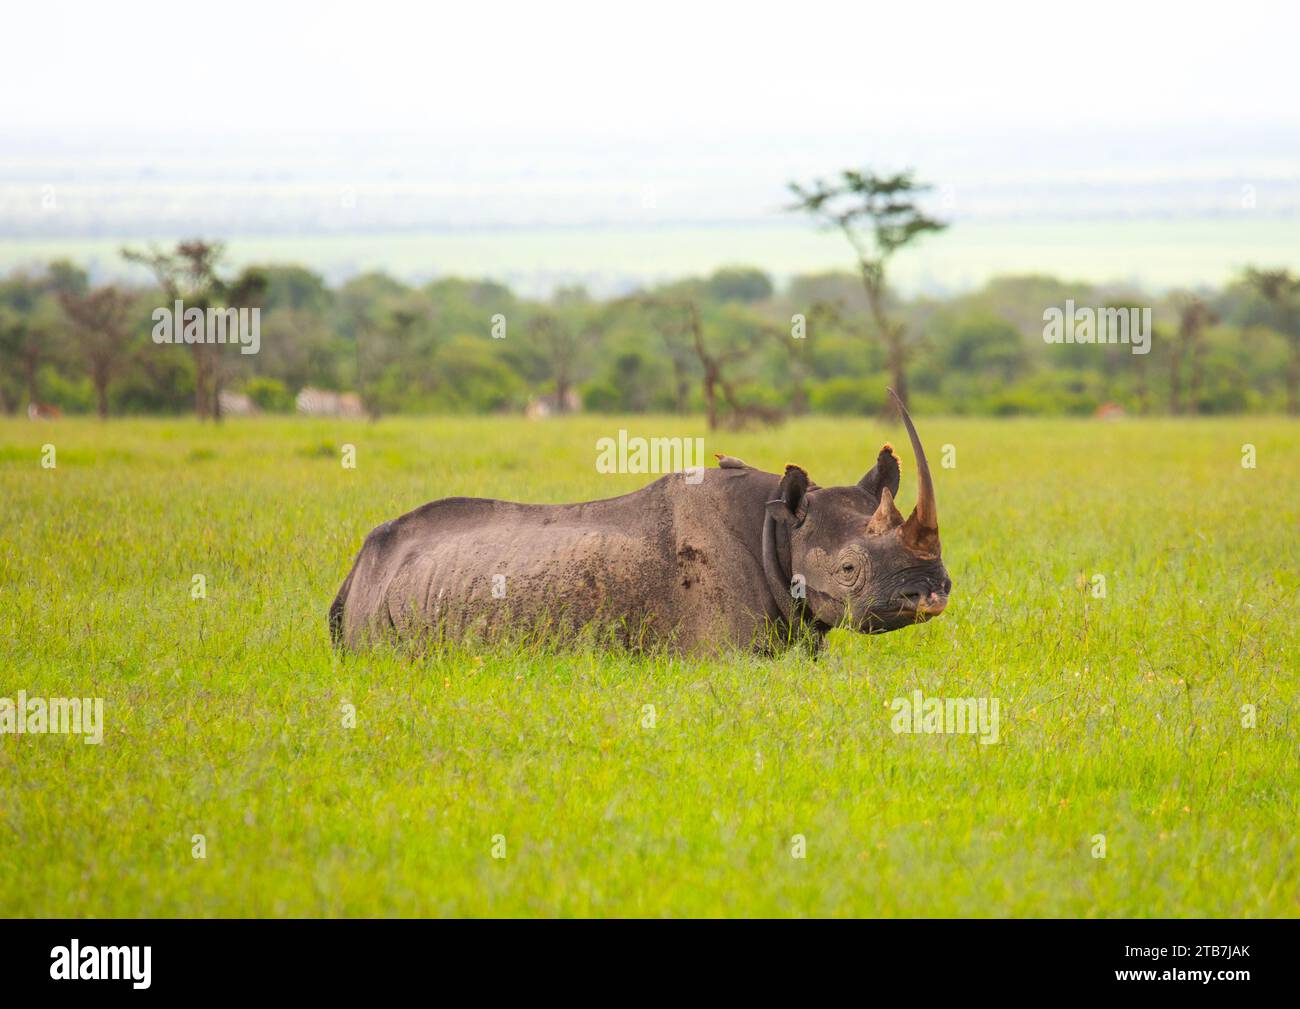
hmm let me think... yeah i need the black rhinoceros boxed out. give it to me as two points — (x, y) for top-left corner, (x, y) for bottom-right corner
(331, 391), (950, 655)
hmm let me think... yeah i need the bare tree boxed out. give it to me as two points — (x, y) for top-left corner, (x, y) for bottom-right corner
(626, 294), (776, 429)
(787, 169), (946, 415)
(58, 285), (134, 419)
(682, 301), (781, 429)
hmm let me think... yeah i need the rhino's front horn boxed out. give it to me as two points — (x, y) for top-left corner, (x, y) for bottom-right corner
(889, 388), (940, 557)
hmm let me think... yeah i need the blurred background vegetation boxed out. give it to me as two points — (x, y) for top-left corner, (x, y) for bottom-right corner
(3, 250), (1297, 422)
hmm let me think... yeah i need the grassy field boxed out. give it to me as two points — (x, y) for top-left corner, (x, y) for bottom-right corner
(1, 414), (1296, 917)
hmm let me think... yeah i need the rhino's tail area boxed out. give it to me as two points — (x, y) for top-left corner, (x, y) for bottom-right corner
(329, 563), (356, 649)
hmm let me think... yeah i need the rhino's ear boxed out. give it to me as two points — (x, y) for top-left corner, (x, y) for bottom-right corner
(858, 444), (901, 502)
(766, 463), (810, 526)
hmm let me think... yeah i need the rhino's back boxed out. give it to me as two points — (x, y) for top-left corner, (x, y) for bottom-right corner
(336, 483), (679, 648)
(332, 466), (780, 653)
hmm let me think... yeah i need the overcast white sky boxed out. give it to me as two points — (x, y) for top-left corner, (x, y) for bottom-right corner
(2, 0), (1297, 137)
(2, 0), (1296, 294)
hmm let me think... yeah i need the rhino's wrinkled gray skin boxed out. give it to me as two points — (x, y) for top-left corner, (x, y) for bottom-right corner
(330, 391), (950, 655)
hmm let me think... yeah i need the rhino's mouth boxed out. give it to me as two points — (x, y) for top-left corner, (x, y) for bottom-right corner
(896, 590), (948, 619)
(859, 590), (949, 632)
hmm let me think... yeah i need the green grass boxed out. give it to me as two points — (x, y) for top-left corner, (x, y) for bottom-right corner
(1, 414), (1297, 917)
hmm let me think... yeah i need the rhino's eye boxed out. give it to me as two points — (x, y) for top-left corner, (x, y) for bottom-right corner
(834, 549), (868, 587)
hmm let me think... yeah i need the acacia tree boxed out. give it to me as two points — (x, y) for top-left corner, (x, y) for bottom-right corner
(123, 240), (223, 419)
(787, 169), (946, 413)
(121, 241), (267, 420)
(1244, 267), (1300, 414)
(58, 285), (135, 419)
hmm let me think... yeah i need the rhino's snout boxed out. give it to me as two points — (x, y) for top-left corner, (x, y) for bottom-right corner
(901, 589), (948, 616)
(893, 571), (951, 620)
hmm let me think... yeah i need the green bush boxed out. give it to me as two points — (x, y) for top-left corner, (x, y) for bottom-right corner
(809, 376), (889, 415)
(244, 376), (294, 413)
(580, 381), (621, 413)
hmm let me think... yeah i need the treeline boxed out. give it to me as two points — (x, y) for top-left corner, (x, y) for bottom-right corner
(1, 244), (1298, 421)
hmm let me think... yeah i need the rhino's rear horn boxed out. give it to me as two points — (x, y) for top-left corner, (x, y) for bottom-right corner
(866, 485), (905, 535)
(889, 388), (940, 557)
